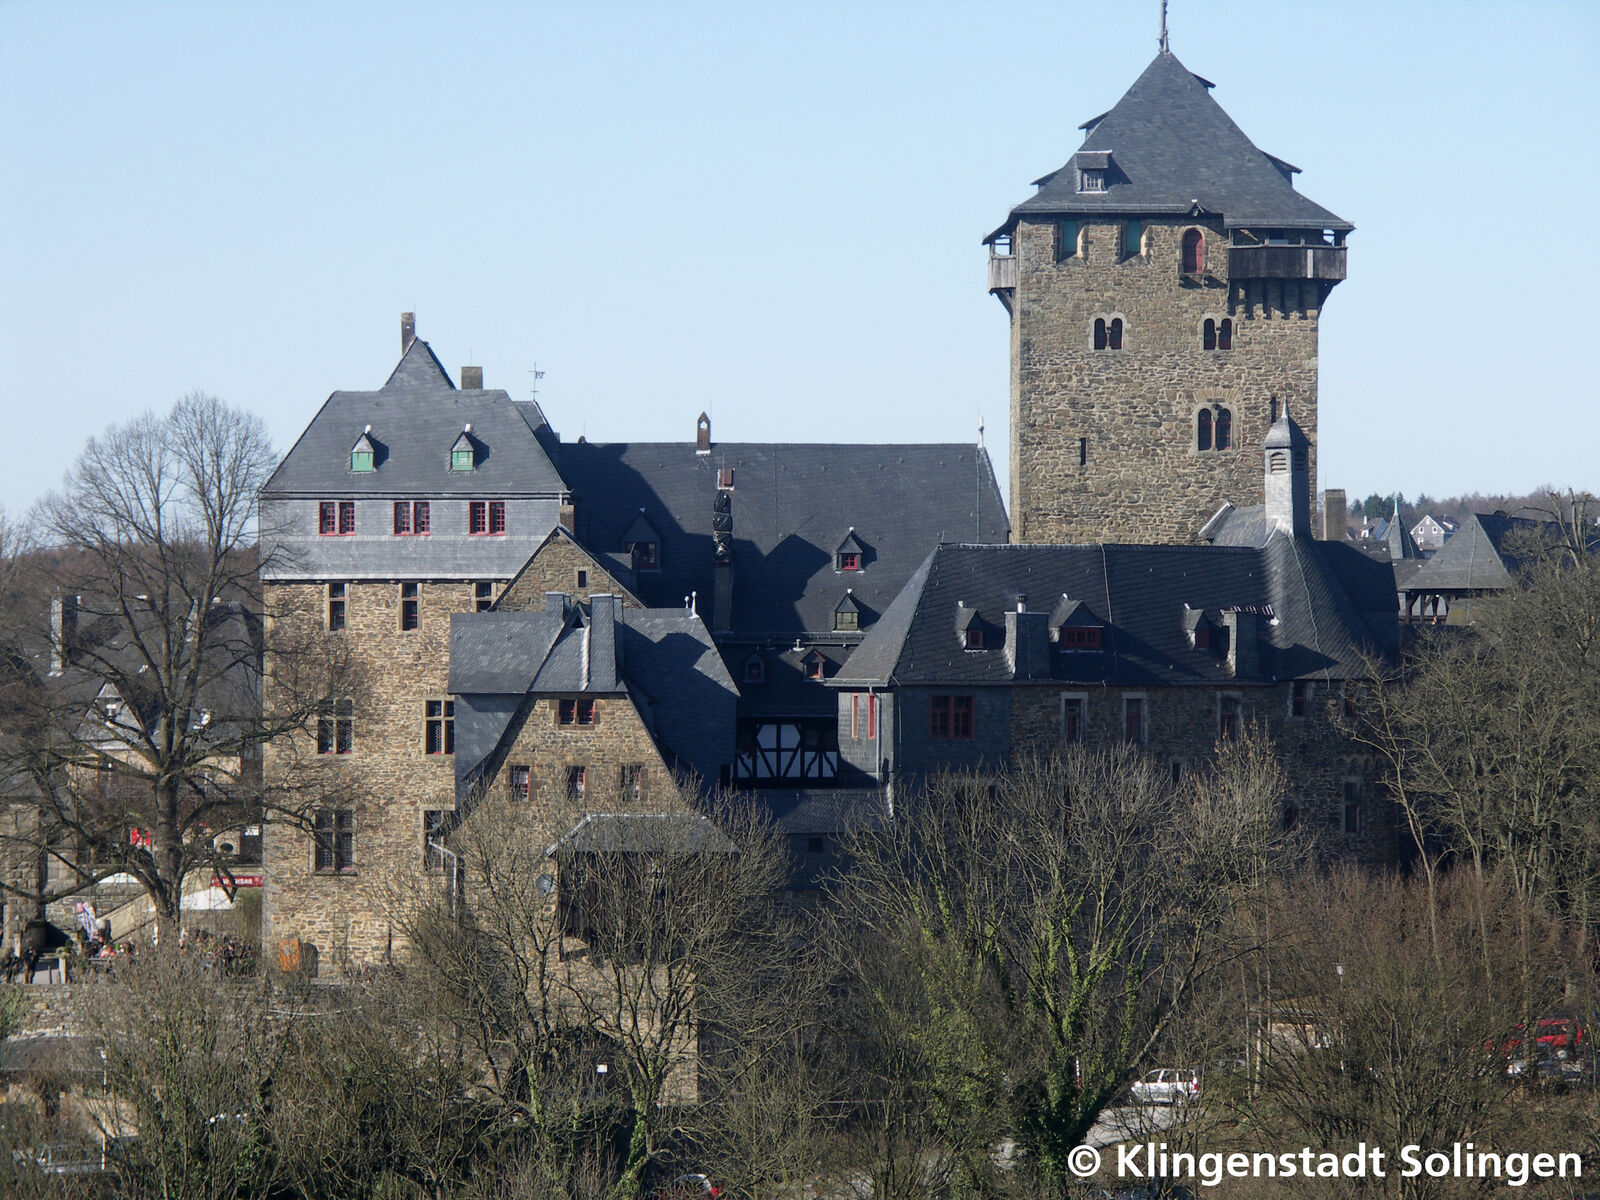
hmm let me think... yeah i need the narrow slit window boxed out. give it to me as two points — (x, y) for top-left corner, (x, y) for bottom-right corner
(1203, 318), (1217, 351)
(1094, 318), (1107, 350)
(1196, 409), (1213, 452)
(1214, 407), (1232, 451)
(400, 582), (420, 631)
(1218, 318), (1233, 350)
(1108, 318), (1123, 350)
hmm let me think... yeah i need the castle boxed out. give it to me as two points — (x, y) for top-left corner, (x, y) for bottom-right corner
(254, 49), (1392, 969)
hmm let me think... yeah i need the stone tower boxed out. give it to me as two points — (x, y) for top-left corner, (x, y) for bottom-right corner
(986, 50), (1350, 545)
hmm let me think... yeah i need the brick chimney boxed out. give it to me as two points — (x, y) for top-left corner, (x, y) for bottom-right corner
(401, 312), (416, 353)
(461, 366), (483, 390)
(1322, 488), (1347, 541)
(48, 594), (78, 677)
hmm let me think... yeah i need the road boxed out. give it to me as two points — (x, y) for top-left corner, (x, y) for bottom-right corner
(1085, 1103), (1196, 1148)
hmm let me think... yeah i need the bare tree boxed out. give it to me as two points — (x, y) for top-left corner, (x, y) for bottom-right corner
(837, 739), (1301, 1190)
(1247, 867), (1578, 1200)
(0, 394), (359, 938)
(396, 789), (826, 1197)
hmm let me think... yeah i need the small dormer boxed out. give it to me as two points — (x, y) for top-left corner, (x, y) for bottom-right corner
(1073, 150), (1113, 193)
(622, 510), (661, 572)
(802, 649), (829, 680)
(350, 427), (376, 473)
(836, 528), (866, 573)
(1049, 594), (1105, 650)
(834, 590), (861, 632)
(451, 426), (476, 472)
(1182, 604), (1222, 653)
(955, 602), (985, 650)
(741, 652), (765, 684)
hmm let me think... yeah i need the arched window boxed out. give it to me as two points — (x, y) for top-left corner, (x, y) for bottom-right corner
(1182, 229), (1205, 274)
(1108, 317), (1123, 350)
(1203, 318), (1216, 350)
(1214, 406), (1232, 450)
(1196, 409), (1213, 451)
(1218, 318), (1233, 350)
(1094, 318), (1107, 350)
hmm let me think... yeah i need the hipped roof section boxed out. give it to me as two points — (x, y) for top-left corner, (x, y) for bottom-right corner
(987, 50), (1351, 243)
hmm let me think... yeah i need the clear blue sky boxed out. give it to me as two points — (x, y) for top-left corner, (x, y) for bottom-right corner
(3, 1), (1596, 519)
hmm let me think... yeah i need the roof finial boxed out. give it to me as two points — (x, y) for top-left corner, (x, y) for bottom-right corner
(1159, 0), (1170, 53)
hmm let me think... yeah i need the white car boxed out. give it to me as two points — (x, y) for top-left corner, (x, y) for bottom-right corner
(1129, 1067), (1201, 1105)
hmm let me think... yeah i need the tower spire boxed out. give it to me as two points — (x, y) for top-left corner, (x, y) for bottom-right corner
(1159, 0), (1169, 54)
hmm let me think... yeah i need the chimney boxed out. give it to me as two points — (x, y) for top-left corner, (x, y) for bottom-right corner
(1321, 488), (1347, 541)
(544, 592), (570, 618)
(48, 594), (77, 677)
(558, 501), (576, 532)
(401, 312), (416, 353)
(588, 594), (619, 688)
(1223, 610), (1259, 679)
(712, 472), (734, 631)
(696, 412), (711, 455)
(461, 366), (483, 390)
(1004, 606), (1051, 680)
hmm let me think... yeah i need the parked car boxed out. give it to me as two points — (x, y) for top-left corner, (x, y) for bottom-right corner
(1129, 1067), (1201, 1105)
(651, 1175), (720, 1199)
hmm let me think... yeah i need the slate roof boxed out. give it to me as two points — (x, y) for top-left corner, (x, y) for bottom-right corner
(449, 598), (738, 801)
(751, 788), (891, 836)
(1401, 512), (1592, 593)
(546, 812), (738, 855)
(262, 339), (567, 497)
(551, 440), (1008, 639)
(832, 536), (1397, 689)
(987, 51), (1351, 241)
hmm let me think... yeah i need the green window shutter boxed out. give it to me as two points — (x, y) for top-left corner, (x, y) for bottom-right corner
(351, 451), (374, 473)
(1124, 220), (1142, 257)
(1056, 219), (1078, 262)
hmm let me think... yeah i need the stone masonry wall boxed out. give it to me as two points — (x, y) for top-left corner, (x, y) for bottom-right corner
(1008, 218), (1329, 545)
(263, 579), (497, 972)
(1009, 681), (1394, 867)
(498, 537), (639, 612)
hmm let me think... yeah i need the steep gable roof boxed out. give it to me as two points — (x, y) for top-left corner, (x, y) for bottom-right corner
(262, 339), (566, 497)
(989, 51), (1350, 241)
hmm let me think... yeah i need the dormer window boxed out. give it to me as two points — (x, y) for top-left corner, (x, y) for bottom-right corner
(350, 429), (376, 473)
(834, 592), (862, 632)
(836, 529), (867, 573)
(1057, 627), (1102, 650)
(1079, 168), (1105, 193)
(450, 428), (475, 472)
(622, 511), (661, 572)
(956, 604), (984, 649)
(743, 654), (765, 684)
(803, 651), (828, 680)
